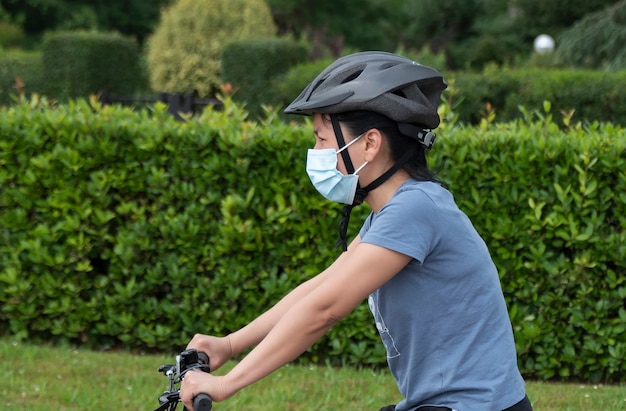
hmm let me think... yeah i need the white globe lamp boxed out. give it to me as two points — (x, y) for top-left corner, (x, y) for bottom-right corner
(533, 34), (555, 55)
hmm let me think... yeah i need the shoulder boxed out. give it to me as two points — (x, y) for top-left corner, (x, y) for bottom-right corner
(383, 180), (452, 216)
(359, 181), (448, 260)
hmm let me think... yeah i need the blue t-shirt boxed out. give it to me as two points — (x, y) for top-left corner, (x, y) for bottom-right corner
(360, 179), (526, 411)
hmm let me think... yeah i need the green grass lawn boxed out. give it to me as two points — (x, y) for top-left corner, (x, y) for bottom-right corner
(1, 337), (624, 410)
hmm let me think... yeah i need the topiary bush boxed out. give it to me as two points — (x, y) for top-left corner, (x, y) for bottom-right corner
(221, 37), (309, 119)
(146, 0), (276, 98)
(41, 30), (146, 100)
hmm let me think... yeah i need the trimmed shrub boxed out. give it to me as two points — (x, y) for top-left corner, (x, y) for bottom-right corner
(146, 0), (276, 98)
(0, 50), (44, 105)
(41, 30), (146, 100)
(450, 68), (626, 126)
(0, 98), (625, 381)
(221, 37), (309, 119)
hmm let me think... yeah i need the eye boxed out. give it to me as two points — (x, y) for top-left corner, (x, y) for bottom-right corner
(314, 132), (326, 143)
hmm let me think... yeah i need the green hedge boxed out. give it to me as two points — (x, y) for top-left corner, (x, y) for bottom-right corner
(0, 98), (625, 382)
(451, 68), (626, 126)
(42, 31), (146, 100)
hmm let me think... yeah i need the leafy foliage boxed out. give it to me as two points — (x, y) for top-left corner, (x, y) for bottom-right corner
(0, 97), (625, 382)
(146, 0), (276, 97)
(267, 0), (392, 53)
(0, 0), (173, 43)
(510, 0), (617, 35)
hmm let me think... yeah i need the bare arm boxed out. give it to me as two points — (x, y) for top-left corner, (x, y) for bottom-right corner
(226, 237), (361, 357)
(221, 241), (411, 398)
(186, 238), (360, 372)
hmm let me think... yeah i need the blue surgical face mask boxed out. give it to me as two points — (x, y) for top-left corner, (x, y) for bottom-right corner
(305, 134), (368, 204)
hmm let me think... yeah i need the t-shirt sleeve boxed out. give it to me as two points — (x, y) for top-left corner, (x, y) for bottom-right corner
(359, 187), (440, 263)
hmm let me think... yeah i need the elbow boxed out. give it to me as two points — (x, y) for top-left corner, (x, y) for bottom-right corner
(323, 313), (340, 327)
(299, 290), (353, 333)
(316, 304), (349, 331)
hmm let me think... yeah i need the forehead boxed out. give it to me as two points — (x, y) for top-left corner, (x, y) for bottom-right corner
(313, 113), (334, 133)
(313, 113), (326, 127)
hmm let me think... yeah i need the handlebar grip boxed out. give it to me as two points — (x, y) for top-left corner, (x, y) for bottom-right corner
(193, 393), (213, 411)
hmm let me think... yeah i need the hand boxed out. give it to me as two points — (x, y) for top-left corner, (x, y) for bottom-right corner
(180, 371), (228, 410)
(186, 334), (233, 372)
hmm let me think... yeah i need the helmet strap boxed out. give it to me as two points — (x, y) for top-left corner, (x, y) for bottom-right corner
(330, 115), (356, 174)
(362, 144), (417, 193)
(330, 114), (367, 252)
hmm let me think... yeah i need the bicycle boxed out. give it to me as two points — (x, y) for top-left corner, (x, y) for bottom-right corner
(153, 348), (213, 411)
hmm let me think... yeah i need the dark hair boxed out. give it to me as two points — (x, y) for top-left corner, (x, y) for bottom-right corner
(331, 110), (444, 185)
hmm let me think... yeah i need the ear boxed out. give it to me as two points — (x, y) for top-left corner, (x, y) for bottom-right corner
(363, 129), (384, 162)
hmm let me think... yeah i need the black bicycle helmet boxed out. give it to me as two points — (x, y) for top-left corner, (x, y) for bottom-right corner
(284, 51), (447, 130)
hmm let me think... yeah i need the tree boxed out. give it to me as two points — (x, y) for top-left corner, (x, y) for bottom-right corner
(267, 0), (393, 55)
(0, 0), (173, 43)
(510, 0), (617, 35)
(557, 0), (626, 70)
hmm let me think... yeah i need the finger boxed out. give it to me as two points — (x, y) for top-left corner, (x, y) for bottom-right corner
(186, 333), (204, 349)
(180, 391), (194, 411)
(179, 380), (194, 408)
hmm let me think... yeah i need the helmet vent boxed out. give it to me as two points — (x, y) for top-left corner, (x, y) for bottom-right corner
(392, 89), (407, 98)
(309, 77), (326, 96)
(342, 70), (363, 84)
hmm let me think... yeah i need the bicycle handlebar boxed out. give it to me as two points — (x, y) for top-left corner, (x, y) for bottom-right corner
(155, 348), (214, 411)
(192, 393), (213, 411)
(191, 354), (212, 411)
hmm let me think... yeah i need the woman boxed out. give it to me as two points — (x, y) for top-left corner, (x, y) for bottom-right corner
(180, 51), (532, 411)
